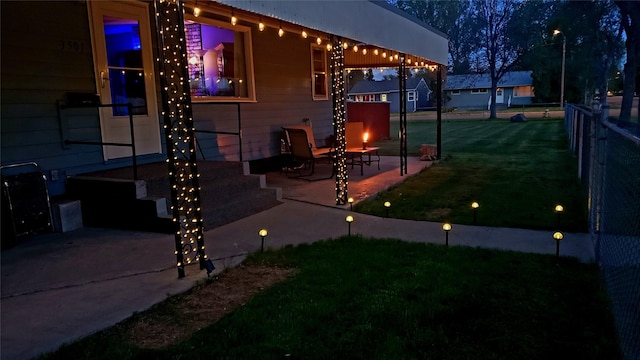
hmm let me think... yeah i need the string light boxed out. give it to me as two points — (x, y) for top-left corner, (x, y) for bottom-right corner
(155, 0), (207, 278)
(342, 42), (348, 50)
(374, 49), (379, 55)
(353, 45), (358, 52)
(326, 43), (332, 51)
(316, 36), (322, 45)
(231, 11), (237, 25)
(193, 0), (200, 17)
(302, 30), (308, 38)
(331, 36), (348, 205)
(278, 22), (284, 37)
(382, 51), (387, 58)
(258, 18), (265, 31)
(362, 48), (367, 55)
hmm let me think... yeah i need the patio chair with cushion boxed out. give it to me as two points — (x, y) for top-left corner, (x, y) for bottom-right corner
(282, 127), (335, 180)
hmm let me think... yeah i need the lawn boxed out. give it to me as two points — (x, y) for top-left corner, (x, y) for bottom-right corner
(357, 118), (588, 231)
(42, 237), (621, 359)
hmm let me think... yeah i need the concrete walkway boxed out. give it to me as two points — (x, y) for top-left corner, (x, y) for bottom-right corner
(0, 157), (594, 359)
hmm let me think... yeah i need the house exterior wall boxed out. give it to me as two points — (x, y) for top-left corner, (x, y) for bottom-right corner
(446, 90), (490, 110)
(0, 1), (334, 196)
(416, 81), (430, 110)
(388, 91), (419, 113)
(505, 87), (533, 107)
(446, 88), (532, 110)
(1, 1), (168, 196)
(192, 25), (333, 162)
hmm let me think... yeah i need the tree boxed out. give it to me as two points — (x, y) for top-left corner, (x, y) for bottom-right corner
(396, 0), (478, 74)
(474, 0), (526, 118)
(615, 1), (640, 122)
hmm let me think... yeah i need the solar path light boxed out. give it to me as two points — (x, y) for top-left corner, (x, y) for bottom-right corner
(346, 215), (354, 236)
(259, 228), (268, 252)
(442, 223), (452, 247)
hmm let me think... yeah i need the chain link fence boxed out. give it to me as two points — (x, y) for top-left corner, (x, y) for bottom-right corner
(565, 103), (640, 360)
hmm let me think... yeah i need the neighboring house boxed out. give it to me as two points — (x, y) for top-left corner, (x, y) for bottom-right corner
(1, 0), (447, 199)
(444, 71), (534, 110)
(348, 77), (432, 112)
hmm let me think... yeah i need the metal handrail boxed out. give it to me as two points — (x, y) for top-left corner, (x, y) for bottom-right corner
(58, 102), (138, 180)
(193, 102), (242, 161)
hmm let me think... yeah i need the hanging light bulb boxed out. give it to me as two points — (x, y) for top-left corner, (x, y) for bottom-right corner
(278, 24), (284, 37)
(193, 0), (200, 17)
(258, 17), (265, 31)
(353, 45), (358, 52)
(394, 53), (398, 60)
(326, 43), (332, 51)
(316, 36), (322, 45)
(362, 48), (367, 55)
(342, 42), (348, 50)
(382, 51), (387, 58)
(302, 30), (308, 38)
(230, 11), (237, 26)
(374, 49), (379, 55)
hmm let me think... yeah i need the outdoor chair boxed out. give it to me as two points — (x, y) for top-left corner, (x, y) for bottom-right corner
(282, 127), (334, 180)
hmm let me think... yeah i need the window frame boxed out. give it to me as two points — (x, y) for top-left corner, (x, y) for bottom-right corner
(470, 88), (488, 94)
(451, 90), (460, 95)
(407, 91), (415, 102)
(183, 15), (256, 103)
(310, 44), (328, 101)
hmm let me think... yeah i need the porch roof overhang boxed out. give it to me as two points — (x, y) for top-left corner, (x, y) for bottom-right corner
(210, 0), (449, 68)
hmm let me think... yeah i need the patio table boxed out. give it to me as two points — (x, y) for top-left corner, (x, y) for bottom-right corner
(346, 147), (380, 175)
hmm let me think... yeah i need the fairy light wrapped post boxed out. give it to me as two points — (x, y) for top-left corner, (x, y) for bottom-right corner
(331, 35), (348, 205)
(154, 0), (209, 278)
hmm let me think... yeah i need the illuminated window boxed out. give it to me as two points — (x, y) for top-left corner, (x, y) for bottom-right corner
(514, 86), (533, 97)
(184, 17), (255, 101)
(311, 45), (328, 100)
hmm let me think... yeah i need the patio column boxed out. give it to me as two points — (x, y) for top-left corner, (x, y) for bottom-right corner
(399, 54), (408, 176)
(437, 64), (442, 159)
(331, 35), (348, 205)
(154, 0), (208, 278)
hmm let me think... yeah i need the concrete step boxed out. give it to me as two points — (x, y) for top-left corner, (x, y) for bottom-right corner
(66, 161), (281, 233)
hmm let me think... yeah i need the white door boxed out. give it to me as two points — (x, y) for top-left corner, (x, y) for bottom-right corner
(88, 1), (161, 160)
(496, 88), (504, 104)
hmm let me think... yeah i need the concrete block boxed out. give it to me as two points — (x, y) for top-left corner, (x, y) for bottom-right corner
(52, 200), (83, 232)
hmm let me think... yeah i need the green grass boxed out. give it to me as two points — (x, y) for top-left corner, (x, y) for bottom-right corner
(42, 237), (621, 359)
(358, 118), (588, 231)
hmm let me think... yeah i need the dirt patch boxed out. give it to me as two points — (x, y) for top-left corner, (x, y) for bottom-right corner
(122, 264), (296, 349)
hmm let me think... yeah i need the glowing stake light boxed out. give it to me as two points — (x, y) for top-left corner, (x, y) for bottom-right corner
(348, 197), (354, 211)
(346, 215), (354, 236)
(384, 201), (391, 218)
(259, 228), (268, 252)
(553, 231), (563, 257)
(554, 204), (564, 228)
(442, 223), (452, 247)
(471, 201), (479, 224)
